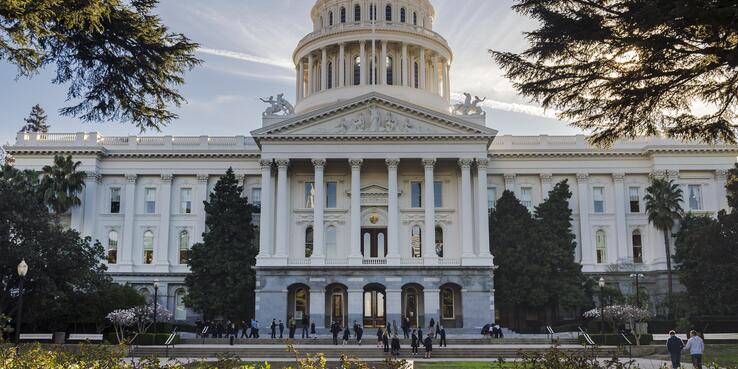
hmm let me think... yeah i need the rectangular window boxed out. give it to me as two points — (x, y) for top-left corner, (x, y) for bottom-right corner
(305, 182), (315, 208)
(251, 187), (262, 208)
(434, 181), (443, 208)
(411, 181), (422, 208)
(326, 182), (337, 208)
(688, 185), (703, 210)
(144, 188), (157, 214)
(180, 188), (192, 214)
(629, 187), (640, 213)
(520, 187), (532, 210)
(110, 188), (121, 214)
(487, 187), (497, 210)
(593, 187), (605, 213)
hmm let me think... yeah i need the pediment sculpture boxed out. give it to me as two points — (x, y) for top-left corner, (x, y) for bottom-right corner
(260, 93), (295, 117)
(452, 92), (486, 116)
(326, 107), (434, 134)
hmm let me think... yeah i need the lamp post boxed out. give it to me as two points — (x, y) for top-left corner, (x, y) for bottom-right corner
(15, 259), (28, 346)
(629, 273), (645, 308)
(598, 277), (605, 335)
(153, 279), (160, 336)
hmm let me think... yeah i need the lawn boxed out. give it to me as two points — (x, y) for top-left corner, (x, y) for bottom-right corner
(646, 344), (738, 368)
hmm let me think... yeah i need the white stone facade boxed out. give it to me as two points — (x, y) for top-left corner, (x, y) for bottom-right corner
(5, 0), (738, 331)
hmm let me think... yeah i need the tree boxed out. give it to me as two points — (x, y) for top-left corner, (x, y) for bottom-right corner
(19, 105), (49, 133)
(1, 0), (200, 131)
(39, 155), (86, 216)
(490, 0), (738, 147)
(644, 178), (683, 318)
(184, 168), (257, 320)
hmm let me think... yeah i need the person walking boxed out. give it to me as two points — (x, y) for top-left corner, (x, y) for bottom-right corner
(356, 323), (364, 345)
(439, 325), (447, 347)
(240, 320), (249, 339)
(666, 330), (685, 369)
(376, 327), (383, 348)
(301, 314), (310, 339)
(382, 329), (390, 353)
(435, 323), (441, 339)
(331, 321), (341, 345)
(288, 316), (297, 339)
(279, 320), (285, 339)
(423, 332), (433, 359)
(270, 319), (277, 339)
(342, 325), (351, 345)
(391, 334), (401, 358)
(252, 319), (260, 338)
(429, 318), (436, 338)
(684, 330), (705, 369)
(411, 329), (419, 357)
(310, 320), (316, 339)
(401, 317), (409, 339)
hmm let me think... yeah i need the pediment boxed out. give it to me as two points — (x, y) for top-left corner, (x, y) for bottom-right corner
(251, 93), (497, 141)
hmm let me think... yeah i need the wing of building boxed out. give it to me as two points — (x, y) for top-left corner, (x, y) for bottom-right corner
(5, 0), (738, 332)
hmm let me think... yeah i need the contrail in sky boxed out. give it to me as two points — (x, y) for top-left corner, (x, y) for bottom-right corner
(198, 47), (294, 70)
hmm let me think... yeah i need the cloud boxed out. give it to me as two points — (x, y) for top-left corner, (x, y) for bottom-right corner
(197, 47), (294, 70)
(451, 92), (562, 120)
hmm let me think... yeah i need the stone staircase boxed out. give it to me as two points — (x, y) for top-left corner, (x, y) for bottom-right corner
(177, 337), (578, 346)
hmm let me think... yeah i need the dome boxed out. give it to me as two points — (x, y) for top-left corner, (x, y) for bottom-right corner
(292, 0), (453, 114)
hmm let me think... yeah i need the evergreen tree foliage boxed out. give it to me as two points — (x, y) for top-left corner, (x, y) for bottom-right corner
(185, 168), (257, 320)
(19, 105), (49, 133)
(490, 0), (738, 147)
(0, 0), (200, 131)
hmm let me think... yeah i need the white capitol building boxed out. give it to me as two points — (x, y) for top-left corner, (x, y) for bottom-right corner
(7, 0), (738, 332)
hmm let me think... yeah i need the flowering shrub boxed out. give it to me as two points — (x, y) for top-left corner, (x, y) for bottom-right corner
(106, 304), (173, 343)
(584, 304), (652, 345)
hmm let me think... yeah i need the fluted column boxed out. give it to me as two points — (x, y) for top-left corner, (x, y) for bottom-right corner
(157, 174), (173, 269)
(339, 43), (346, 87)
(402, 43), (409, 87)
(577, 173), (592, 265)
(307, 54), (314, 96)
(715, 170), (729, 211)
(195, 174), (209, 244)
(349, 159), (363, 264)
(297, 60), (304, 100)
(419, 48), (426, 89)
(423, 159), (437, 264)
(121, 174), (137, 268)
(321, 48), (328, 91)
(359, 41), (366, 85)
(444, 61), (451, 99)
(81, 172), (100, 238)
(274, 160), (290, 258)
(459, 159), (474, 258)
(476, 159), (492, 259)
(613, 173), (628, 262)
(380, 41), (387, 85)
(386, 159), (400, 263)
(312, 159), (326, 264)
(258, 160), (273, 258)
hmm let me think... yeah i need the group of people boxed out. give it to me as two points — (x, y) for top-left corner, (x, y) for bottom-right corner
(271, 315), (315, 339)
(196, 319), (260, 339)
(325, 318), (447, 359)
(666, 330), (706, 369)
(481, 322), (504, 338)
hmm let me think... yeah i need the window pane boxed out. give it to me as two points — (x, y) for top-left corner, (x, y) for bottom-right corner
(632, 231), (643, 263)
(305, 227), (314, 257)
(435, 227), (443, 257)
(411, 226), (422, 258)
(376, 292), (385, 317)
(305, 182), (315, 208)
(326, 182), (337, 208)
(596, 231), (606, 264)
(110, 188), (121, 213)
(180, 188), (192, 214)
(364, 292), (372, 317)
(145, 188), (156, 214)
(143, 231), (154, 264)
(593, 187), (604, 213)
(434, 181), (443, 208)
(442, 288), (454, 319)
(487, 187), (497, 210)
(252, 188), (262, 207)
(689, 185), (702, 210)
(411, 182), (422, 208)
(521, 187), (532, 210)
(175, 290), (186, 320)
(107, 231), (118, 264)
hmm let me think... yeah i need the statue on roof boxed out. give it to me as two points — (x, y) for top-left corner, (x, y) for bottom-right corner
(452, 93), (486, 116)
(260, 93), (295, 117)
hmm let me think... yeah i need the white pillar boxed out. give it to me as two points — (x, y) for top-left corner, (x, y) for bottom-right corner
(350, 159), (363, 264)
(339, 43), (346, 88)
(476, 159), (492, 259)
(258, 160), (273, 258)
(419, 48), (426, 89)
(121, 174), (137, 268)
(401, 43), (409, 87)
(424, 288), (440, 323)
(348, 289), (363, 327)
(423, 159), (437, 264)
(307, 54), (314, 96)
(386, 159), (400, 263)
(157, 174), (173, 269)
(309, 289), (326, 331)
(459, 159), (474, 259)
(613, 173), (628, 262)
(715, 169), (729, 211)
(195, 174), (209, 244)
(577, 173), (592, 264)
(312, 159), (326, 263)
(359, 41), (366, 85)
(81, 172), (100, 238)
(386, 289), (402, 325)
(444, 61), (451, 99)
(540, 173), (553, 199)
(275, 160), (290, 258)
(297, 60), (304, 100)
(380, 41), (387, 85)
(321, 48), (328, 91)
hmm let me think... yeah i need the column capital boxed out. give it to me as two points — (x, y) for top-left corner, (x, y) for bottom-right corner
(275, 159), (290, 169)
(540, 173), (553, 184)
(84, 171), (102, 183)
(476, 158), (489, 167)
(125, 174), (138, 183)
(503, 173), (516, 182)
(576, 173), (590, 182)
(650, 169), (667, 180)
(458, 158), (473, 169)
(422, 158), (437, 169)
(716, 169), (730, 180)
(667, 169), (680, 180)
(385, 158), (400, 169)
(259, 159), (273, 169)
(197, 174), (209, 183)
(311, 158), (327, 168)
(349, 159), (363, 169)
(160, 174), (174, 183)
(612, 173), (626, 182)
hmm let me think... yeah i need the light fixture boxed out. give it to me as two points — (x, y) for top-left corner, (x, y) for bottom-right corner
(17, 259), (28, 277)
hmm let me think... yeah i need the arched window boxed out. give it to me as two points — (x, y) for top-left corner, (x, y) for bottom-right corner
(386, 56), (393, 85)
(295, 288), (308, 319)
(596, 230), (606, 264)
(179, 230), (190, 264)
(385, 5), (392, 21)
(305, 226), (314, 257)
(330, 286), (345, 326)
(369, 4), (376, 21)
(632, 230), (643, 264)
(400, 8), (406, 23)
(441, 287), (455, 319)
(414, 62), (419, 88)
(328, 11), (334, 26)
(354, 5), (361, 22)
(340, 7), (347, 23)
(411, 226), (422, 258)
(143, 230), (154, 264)
(175, 289), (187, 320)
(435, 226), (444, 257)
(413, 12), (418, 25)
(353, 56), (361, 85)
(327, 62), (334, 89)
(326, 226), (337, 257)
(107, 230), (118, 264)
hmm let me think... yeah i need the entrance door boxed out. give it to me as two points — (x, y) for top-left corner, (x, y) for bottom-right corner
(363, 289), (386, 328)
(404, 288), (419, 327)
(361, 228), (387, 258)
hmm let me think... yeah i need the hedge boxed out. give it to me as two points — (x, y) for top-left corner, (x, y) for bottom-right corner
(105, 333), (180, 345)
(579, 333), (653, 346)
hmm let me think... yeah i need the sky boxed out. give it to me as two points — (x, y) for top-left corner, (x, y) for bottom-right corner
(0, 0), (584, 148)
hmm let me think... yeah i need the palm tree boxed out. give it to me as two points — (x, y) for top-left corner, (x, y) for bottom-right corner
(644, 178), (683, 319)
(40, 155), (86, 217)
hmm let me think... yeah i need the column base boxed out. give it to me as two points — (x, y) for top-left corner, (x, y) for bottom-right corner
(424, 257), (438, 266)
(348, 255), (363, 266)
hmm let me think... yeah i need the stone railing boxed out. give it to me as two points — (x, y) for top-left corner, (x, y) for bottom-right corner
(14, 132), (259, 150)
(362, 258), (388, 265)
(438, 258), (461, 266)
(296, 21), (450, 52)
(401, 258), (424, 265)
(488, 134), (721, 151)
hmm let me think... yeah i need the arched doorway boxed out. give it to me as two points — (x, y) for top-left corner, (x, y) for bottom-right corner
(439, 283), (463, 328)
(287, 284), (310, 327)
(363, 284), (386, 328)
(325, 283), (348, 328)
(402, 284), (424, 328)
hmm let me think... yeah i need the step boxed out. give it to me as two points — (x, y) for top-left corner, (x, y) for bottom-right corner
(179, 338), (579, 346)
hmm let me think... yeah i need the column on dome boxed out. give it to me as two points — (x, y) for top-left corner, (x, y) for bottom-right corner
(307, 54), (314, 96)
(194, 174), (209, 244)
(380, 41), (388, 85)
(297, 59), (304, 100)
(431, 56), (438, 94)
(613, 173), (628, 262)
(121, 174), (137, 267)
(359, 41), (367, 85)
(423, 159), (437, 264)
(459, 159), (474, 258)
(274, 160), (290, 258)
(81, 172), (100, 238)
(258, 160), (273, 258)
(401, 43), (409, 87)
(321, 48), (328, 91)
(157, 174), (173, 268)
(349, 159), (363, 264)
(386, 159), (400, 263)
(476, 159), (492, 258)
(312, 159), (326, 264)
(444, 61), (451, 99)
(577, 173), (593, 264)
(715, 170), (729, 211)
(437, 58), (444, 97)
(419, 47), (426, 90)
(339, 43), (346, 87)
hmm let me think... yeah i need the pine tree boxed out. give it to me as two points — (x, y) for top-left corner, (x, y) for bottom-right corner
(184, 168), (257, 320)
(19, 105), (49, 133)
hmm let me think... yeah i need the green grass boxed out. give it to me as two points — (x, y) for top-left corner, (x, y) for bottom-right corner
(703, 344), (738, 367)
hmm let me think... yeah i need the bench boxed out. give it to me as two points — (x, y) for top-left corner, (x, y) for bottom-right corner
(68, 334), (104, 343)
(19, 333), (53, 341)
